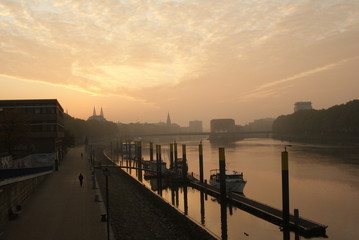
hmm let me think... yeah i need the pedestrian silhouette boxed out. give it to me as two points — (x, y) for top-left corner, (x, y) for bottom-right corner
(81, 153), (83, 159)
(78, 173), (84, 187)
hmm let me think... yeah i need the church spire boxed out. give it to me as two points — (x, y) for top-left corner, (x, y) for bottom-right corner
(166, 112), (171, 125)
(93, 107), (96, 116)
(100, 107), (104, 117)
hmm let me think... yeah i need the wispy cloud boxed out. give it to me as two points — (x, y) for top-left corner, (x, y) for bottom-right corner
(237, 57), (358, 101)
(0, 0), (358, 99)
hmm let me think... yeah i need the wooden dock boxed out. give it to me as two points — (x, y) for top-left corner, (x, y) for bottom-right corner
(188, 179), (327, 238)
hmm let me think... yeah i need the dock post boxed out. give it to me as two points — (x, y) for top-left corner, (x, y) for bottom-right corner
(174, 141), (178, 174)
(137, 141), (143, 182)
(294, 208), (300, 240)
(156, 145), (159, 175)
(183, 185), (188, 215)
(281, 149), (290, 229)
(219, 148), (227, 198)
(149, 142), (153, 161)
(199, 142), (204, 183)
(200, 192), (205, 225)
(128, 141), (131, 167)
(170, 143), (174, 170)
(219, 147), (228, 240)
(182, 144), (188, 180)
(158, 145), (162, 177)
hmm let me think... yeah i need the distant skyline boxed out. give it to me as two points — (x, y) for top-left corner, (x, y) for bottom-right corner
(1, 0), (358, 128)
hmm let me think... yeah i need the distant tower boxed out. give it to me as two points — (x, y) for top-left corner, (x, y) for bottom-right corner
(294, 102), (312, 112)
(88, 107), (106, 121)
(166, 112), (171, 126)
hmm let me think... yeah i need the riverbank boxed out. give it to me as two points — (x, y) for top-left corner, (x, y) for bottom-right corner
(94, 149), (217, 240)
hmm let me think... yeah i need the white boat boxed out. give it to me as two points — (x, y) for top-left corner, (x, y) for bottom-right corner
(209, 169), (247, 193)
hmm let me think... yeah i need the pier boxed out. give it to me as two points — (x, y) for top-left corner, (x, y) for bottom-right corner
(188, 179), (327, 238)
(113, 140), (328, 239)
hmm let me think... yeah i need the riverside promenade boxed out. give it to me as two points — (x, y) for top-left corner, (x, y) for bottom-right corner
(2, 146), (108, 240)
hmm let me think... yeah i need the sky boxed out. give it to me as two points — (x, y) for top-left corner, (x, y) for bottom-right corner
(1, 0), (358, 128)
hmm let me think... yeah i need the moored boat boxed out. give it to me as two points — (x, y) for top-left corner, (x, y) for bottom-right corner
(209, 169), (247, 193)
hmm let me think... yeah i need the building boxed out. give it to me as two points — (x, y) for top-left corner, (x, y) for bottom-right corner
(189, 120), (203, 132)
(210, 119), (236, 133)
(88, 107), (106, 121)
(294, 102), (313, 112)
(0, 99), (64, 160)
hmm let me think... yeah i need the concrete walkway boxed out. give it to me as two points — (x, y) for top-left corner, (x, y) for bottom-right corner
(2, 146), (108, 240)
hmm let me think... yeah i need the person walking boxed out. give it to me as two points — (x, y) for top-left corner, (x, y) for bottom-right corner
(78, 173), (84, 187)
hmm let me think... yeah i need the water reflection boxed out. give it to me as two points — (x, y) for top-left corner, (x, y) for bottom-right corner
(220, 198), (228, 240)
(200, 192), (205, 225)
(119, 138), (359, 240)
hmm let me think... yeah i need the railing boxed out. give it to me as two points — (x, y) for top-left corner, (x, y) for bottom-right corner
(0, 166), (54, 180)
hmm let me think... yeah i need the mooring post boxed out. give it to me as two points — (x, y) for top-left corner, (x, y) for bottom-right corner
(120, 142), (123, 165)
(150, 142), (153, 161)
(170, 143), (174, 170)
(219, 147), (227, 198)
(294, 208), (300, 240)
(200, 192), (205, 225)
(156, 145), (159, 175)
(182, 144), (188, 179)
(199, 142), (204, 183)
(116, 139), (119, 163)
(158, 145), (162, 177)
(281, 149), (290, 229)
(174, 141), (178, 174)
(137, 141), (143, 182)
(183, 185), (188, 215)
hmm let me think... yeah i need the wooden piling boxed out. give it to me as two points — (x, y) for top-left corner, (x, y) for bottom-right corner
(199, 142), (204, 183)
(137, 141), (143, 182)
(219, 148), (226, 198)
(170, 143), (174, 170)
(150, 142), (153, 161)
(281, 150), (290, 228)
(174, 141), (178, 174)
(182, 144), (188, 179)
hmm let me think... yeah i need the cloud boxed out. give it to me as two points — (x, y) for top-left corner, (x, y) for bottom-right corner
(0, 0), (358, 103)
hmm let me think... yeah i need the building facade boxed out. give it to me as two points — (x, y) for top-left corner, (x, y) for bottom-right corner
(0, 99), (64, 160)
(294, 102), (313, 112)
(189, 120), (203, 132)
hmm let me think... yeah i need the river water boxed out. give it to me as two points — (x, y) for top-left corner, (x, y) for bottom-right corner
(119, 138), (359, 240)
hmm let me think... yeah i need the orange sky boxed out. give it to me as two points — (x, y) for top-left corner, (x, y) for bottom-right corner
(1, 0), (358, 128)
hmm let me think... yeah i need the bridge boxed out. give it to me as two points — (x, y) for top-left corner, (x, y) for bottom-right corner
(129, 131), (272, 141)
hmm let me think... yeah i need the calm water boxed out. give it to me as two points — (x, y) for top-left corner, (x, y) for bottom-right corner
(119, 138), (359, 240)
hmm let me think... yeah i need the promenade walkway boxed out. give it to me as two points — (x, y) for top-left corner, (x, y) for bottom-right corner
(2, 146), (108, 240)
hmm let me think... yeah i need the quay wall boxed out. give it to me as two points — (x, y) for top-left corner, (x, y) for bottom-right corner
(0, 173), (50, 235)
(96, 152), (217, 240)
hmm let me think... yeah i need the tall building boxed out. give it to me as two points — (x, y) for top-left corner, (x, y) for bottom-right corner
(210, 119), (235, 133)
(88, 107), (106, 121)
(0, 99), (64, 159)
(189, 120), (203, 132)
(294, 102), (312, 112)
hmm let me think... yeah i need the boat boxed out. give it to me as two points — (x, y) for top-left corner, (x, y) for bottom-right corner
(209, 169), (247, 193)
(143, 160), (167, 178)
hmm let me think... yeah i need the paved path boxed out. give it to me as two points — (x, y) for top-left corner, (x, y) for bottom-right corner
(3, 146), (108, 240)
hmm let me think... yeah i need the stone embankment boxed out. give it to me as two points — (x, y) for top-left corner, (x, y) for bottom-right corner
(95, 152), (217, 240)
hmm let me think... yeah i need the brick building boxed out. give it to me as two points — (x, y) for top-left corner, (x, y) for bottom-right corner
(0, 99), (64, 161)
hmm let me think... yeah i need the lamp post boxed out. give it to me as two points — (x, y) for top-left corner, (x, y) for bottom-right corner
(103, 168), (110, 240)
